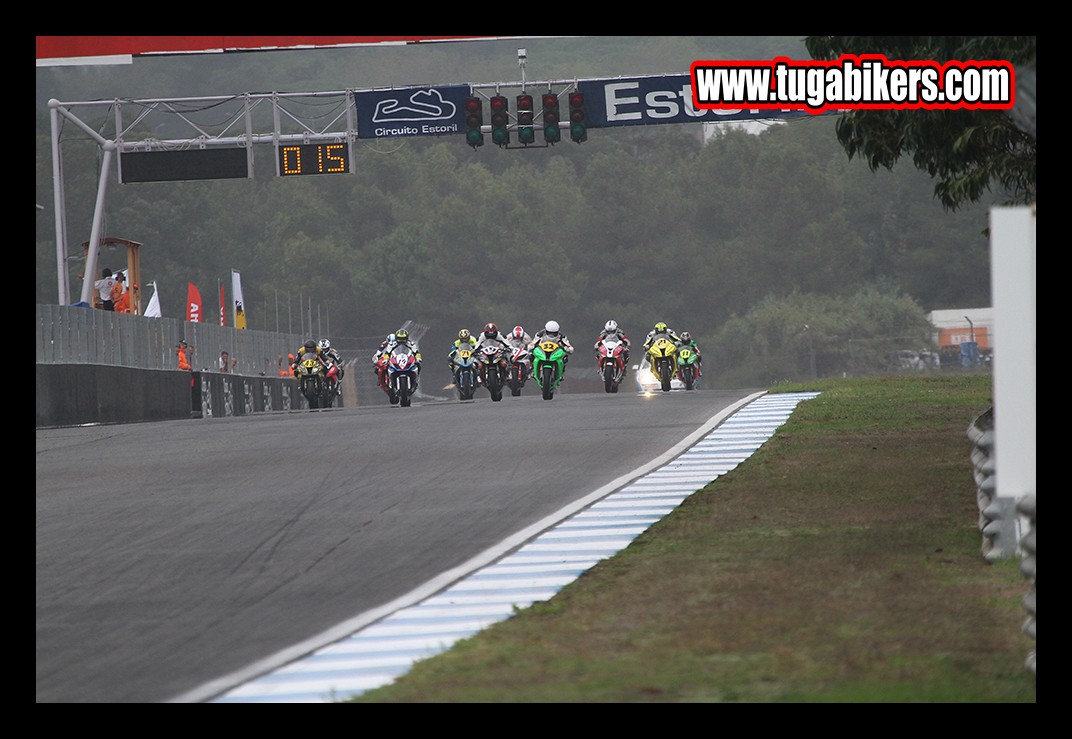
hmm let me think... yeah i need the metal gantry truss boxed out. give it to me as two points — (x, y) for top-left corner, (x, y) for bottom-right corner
(47, 77), (583, 304)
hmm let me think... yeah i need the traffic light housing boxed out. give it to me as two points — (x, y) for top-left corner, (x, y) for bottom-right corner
(464, 97), (484, 148)
(490, 95), (510, 146)
(517, 94), (535, 145)
(541, 93), (561, 144)
(568, 91), (587, 143)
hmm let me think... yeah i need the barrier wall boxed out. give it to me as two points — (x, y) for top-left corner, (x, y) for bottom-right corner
(35, 365), (316, 427)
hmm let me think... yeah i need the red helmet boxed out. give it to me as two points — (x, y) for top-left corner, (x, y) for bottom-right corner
(512, 325), (525, 340)
(483, 322), (499, 339)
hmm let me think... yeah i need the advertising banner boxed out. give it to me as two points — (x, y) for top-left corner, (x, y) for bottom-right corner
(577, 74), (822, 128)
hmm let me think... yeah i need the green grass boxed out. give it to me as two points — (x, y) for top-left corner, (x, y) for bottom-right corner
(348, 376), (1035, 703)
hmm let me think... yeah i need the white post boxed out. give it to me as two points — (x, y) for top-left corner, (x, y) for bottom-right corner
(989, 205), (1037, 547)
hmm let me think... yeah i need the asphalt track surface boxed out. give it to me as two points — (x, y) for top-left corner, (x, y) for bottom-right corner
(37, 386), (761, 703)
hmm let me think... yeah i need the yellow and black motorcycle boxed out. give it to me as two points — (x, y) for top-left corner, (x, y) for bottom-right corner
(646, 335), (679, 393)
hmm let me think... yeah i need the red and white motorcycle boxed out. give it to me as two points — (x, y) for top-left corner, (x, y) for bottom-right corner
(596, 336), (628, 393)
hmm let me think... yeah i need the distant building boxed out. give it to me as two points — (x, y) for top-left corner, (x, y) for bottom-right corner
(927, 308), (993, 351)
(928, 308), (993, 367)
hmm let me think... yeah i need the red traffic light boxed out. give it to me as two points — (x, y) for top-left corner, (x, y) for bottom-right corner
(518, 94), (534, 111)
(490, 96), (507, 111)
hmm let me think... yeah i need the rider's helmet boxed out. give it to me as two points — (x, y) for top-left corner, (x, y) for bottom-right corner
(395, 329), (409, 342)
(545, 320), (560, 334)
(680, 332), (691, 342)
(483, 322), (499, 339)
(318, 339), (331, 351)
(654, 322), (668, 333)
(605, 320), (618, 333)
(512, 326), (525, 340)
(458, 328), (471, 340)
(303, 339), (317, 352)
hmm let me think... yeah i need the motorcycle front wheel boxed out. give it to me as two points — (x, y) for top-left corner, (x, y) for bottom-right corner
(682, 367), (695, 391)
(603, 363), (617, 393)
(540, 364), (555, 400)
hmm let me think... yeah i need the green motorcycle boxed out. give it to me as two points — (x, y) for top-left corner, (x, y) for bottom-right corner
(532, 338), (567, 400)
(676, 346), (700, 391)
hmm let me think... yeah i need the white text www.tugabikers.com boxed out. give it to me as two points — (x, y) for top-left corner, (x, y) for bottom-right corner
(690, 54), (1015, 113)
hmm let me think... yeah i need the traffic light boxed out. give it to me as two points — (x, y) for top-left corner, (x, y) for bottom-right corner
(464, 97), (484, 148)
(541, 93), (561, 144)
(568, 91), (588, 143)
(489, 95), (510, 146)
(517, 94), (535, 145)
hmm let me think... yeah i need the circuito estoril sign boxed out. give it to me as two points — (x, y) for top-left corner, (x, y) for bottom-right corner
(353, 76), (822, 140)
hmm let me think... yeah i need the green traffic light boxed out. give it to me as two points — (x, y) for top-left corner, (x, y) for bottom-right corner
(492, 128), (509, 145)
(467, 129), (484, 147)
(570, 123), (587, 143)
(519, 127), (535, 144)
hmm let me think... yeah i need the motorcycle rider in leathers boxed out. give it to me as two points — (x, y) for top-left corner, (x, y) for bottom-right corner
(593, 319), (631, 367)
(504, 325), (533, 379)
(530, 320), (575, 378)
(474, 323), (513, 386)
(448, 328), (479, 382)
(676, 331), (703, 375)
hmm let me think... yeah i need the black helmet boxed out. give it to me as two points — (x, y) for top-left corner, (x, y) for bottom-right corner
(304, 340), (317, 351)
(680, 331), (691, 342)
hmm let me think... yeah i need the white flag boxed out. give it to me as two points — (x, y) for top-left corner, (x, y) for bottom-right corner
(144, 281), (162, 318)
(232, 270), (247, 329)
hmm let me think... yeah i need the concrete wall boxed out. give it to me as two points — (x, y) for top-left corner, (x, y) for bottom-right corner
(36, 364), (316, 427)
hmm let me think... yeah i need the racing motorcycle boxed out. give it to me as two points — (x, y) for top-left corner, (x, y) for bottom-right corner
(646, 335), (679, 393)
(319, 359), (341, 407)
(676, 345), (700, 391)
(476, 341), (509, 402)
(386, 345), (421, 408)
(451, 346), (478, 401)
(596, 337), (627, 394)
(505, 343), (531, 397)
(294, 351), (327, 408)
(532, 337), (567, 401)
(374, 353), (391, 401)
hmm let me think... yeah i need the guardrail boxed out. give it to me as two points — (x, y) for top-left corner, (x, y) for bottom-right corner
(966, 406), (1036, 677)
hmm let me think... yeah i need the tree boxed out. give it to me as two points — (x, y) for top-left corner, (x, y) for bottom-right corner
(804, 36), (1036, 211)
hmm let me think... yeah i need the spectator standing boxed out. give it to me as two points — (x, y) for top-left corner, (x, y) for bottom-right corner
(95, 268), (117, 311)
(111, 272), (131, 314)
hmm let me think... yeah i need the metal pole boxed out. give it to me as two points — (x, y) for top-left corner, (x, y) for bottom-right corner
(50, 102), (71, 305)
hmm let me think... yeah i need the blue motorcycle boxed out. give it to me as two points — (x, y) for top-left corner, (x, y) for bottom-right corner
(452, 346), (478, 401)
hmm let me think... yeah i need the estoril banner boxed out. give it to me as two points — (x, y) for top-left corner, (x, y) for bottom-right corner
(355, 85), (470, 139)
(578, 74), (819, 128)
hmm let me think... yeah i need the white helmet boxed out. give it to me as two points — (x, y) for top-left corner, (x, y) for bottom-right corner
(605, 320), (618, 332)
(318, 339), (330, 351)
(545, 320), (560, 334)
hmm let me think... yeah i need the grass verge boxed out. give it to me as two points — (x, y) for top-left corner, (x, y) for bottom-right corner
(349, 375), (1035, 703)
